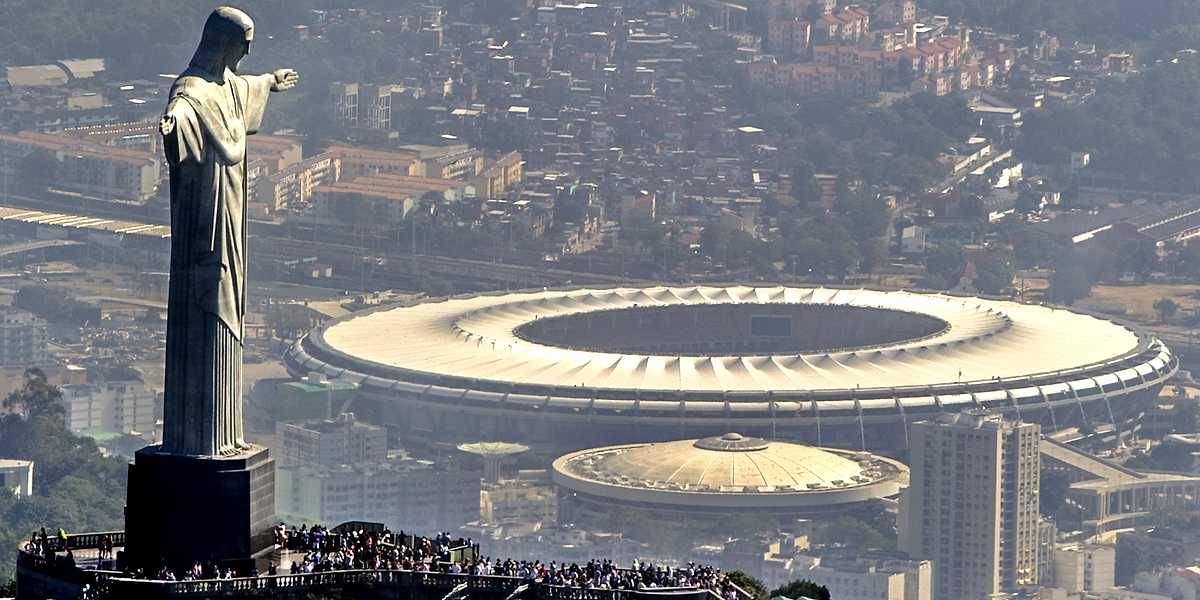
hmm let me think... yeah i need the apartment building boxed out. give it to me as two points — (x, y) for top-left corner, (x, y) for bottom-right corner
(275, 412), (388, 468)
(61, 380), (160, 436)
(275, 413), (481, 532)
(1050, 543), (1115, 594)
(0, 131), (160, 202)
(0, 308), (48, 368)
(900, 411), (1041, 600)
(276, 456), (481, 533)
(312, 173), (470, 226)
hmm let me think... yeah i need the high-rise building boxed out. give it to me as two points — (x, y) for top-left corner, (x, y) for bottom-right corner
(900, 410), (1041, 600)
(329, 82), (359, 128)
(328, 83), (394, 131)
(0, 307), (48, 367)
(360, 84), (393, 131)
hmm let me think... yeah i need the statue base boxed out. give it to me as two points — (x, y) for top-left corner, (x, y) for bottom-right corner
(123, 445), (275, 572)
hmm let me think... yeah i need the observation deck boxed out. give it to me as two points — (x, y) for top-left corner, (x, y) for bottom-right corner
(16, 527), (750, 600)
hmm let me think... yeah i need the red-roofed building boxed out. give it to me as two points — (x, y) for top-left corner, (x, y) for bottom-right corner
(0, 131), (160, 202)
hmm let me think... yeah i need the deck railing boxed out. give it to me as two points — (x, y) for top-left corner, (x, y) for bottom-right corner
(91, 570), (721, 600)
(19, 530), (749, 600)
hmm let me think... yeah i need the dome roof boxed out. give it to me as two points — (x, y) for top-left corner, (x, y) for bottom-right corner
(457, 442), (530, 456)
(552, 435), (907, 510)
(592, 434), (868, 492)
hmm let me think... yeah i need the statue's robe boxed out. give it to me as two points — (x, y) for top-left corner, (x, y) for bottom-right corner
(160, 67), (272, 456)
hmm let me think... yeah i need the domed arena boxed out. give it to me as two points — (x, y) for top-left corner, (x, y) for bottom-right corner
(284, 285), (1177, 451)
(552, 433), (907, 524)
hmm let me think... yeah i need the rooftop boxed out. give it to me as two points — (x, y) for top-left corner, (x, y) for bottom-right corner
(310, 286), (1145, 393)
(552, 435), (907, 508)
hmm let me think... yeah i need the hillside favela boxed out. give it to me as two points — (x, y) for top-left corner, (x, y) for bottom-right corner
(4, 1), (1200, 600)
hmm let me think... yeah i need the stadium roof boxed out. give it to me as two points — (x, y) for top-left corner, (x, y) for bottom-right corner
(314, 286), (1144, 394)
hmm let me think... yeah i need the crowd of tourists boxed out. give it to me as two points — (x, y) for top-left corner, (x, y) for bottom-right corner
(27, 522), (743, 599)
(464, 557), (739, 596)
(24, 528), (74, 566)
(276, 523), (740, 597)
(277, 524), (472, 574)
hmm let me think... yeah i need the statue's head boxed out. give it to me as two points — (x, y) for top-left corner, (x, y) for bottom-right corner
(189, 6), (255, 77)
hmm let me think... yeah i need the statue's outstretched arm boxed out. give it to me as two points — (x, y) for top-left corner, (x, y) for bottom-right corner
(271, 69), (299, 92)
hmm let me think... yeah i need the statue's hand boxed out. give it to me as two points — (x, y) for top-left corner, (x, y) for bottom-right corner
(271, 69), (299, 92)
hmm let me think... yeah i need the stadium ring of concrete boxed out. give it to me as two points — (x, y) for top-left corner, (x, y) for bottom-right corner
(285, 285), (1177, 450)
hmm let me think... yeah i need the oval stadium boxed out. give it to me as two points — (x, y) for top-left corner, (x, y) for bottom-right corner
(284, 285), (1177, 451)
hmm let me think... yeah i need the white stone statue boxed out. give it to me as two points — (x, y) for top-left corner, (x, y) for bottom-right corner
(159, 6), (298, 456)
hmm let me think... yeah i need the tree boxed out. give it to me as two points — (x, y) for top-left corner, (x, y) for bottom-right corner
(727, 571), (768, 600)
(1173, 397), (1199, 434)
(1005, 223), (1065, 269)
(925, 244), (966, 289)
(770, 580), (832, 600)
(0, 374), (128, 582)
(13, 286), (101, 326)
(1169, 241), (1200, 278)
(16, 149), (57, 194)
(1040, 470), (1071, 518)
(2, 368), (65, 423)
(974, 251), (1015, 295)
(1154, 297), (1180, 323)
(699, 225), (730, 259)
(1048, 267), (1092, 305)
(266, 304), (317, 341)
(814, 514), (896, 550)
(790, 160), (823, 206)
(1118, 239), (1159, 282)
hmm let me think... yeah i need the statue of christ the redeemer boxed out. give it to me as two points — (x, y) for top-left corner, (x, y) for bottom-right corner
(158, 6), (298, 456)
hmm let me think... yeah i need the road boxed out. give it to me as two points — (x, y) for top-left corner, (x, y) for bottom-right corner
(0, 194), (643, 290)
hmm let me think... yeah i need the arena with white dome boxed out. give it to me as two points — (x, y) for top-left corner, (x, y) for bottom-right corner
(284, 285), (1177, 450)
(552, 433), (907, 520)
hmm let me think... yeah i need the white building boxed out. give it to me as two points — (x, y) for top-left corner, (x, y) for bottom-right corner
(900, 410), (1042, 600)
(275, 412), (481, 532)
(0, 307), (48, 367)
(1051, 543), (1115, 593)
(794, 556), (933, 600)
(61, 380), (158, 436)
(1133, 567), (1200, 600)
(481, 476), (557, 526)
(0, 459), (33, 498)
(276, 456), (480, 533)
(901, 225), (927, 254)
(276, 412), (388, 468)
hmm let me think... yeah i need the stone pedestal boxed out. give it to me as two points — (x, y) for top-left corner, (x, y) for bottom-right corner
(123, 445), (275, 571)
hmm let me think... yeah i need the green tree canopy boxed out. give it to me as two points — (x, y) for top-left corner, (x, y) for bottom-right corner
(1048, 267), (1092, 305)
(727, 571), (768, 600)
(925, 245), (966, 289)
(1154, 297), (1180, 323)
(2, 368), (64, 423)
(973, 250), (1015, 296)
(0, 373), (128, 583)
(770, 580), (831, 600)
